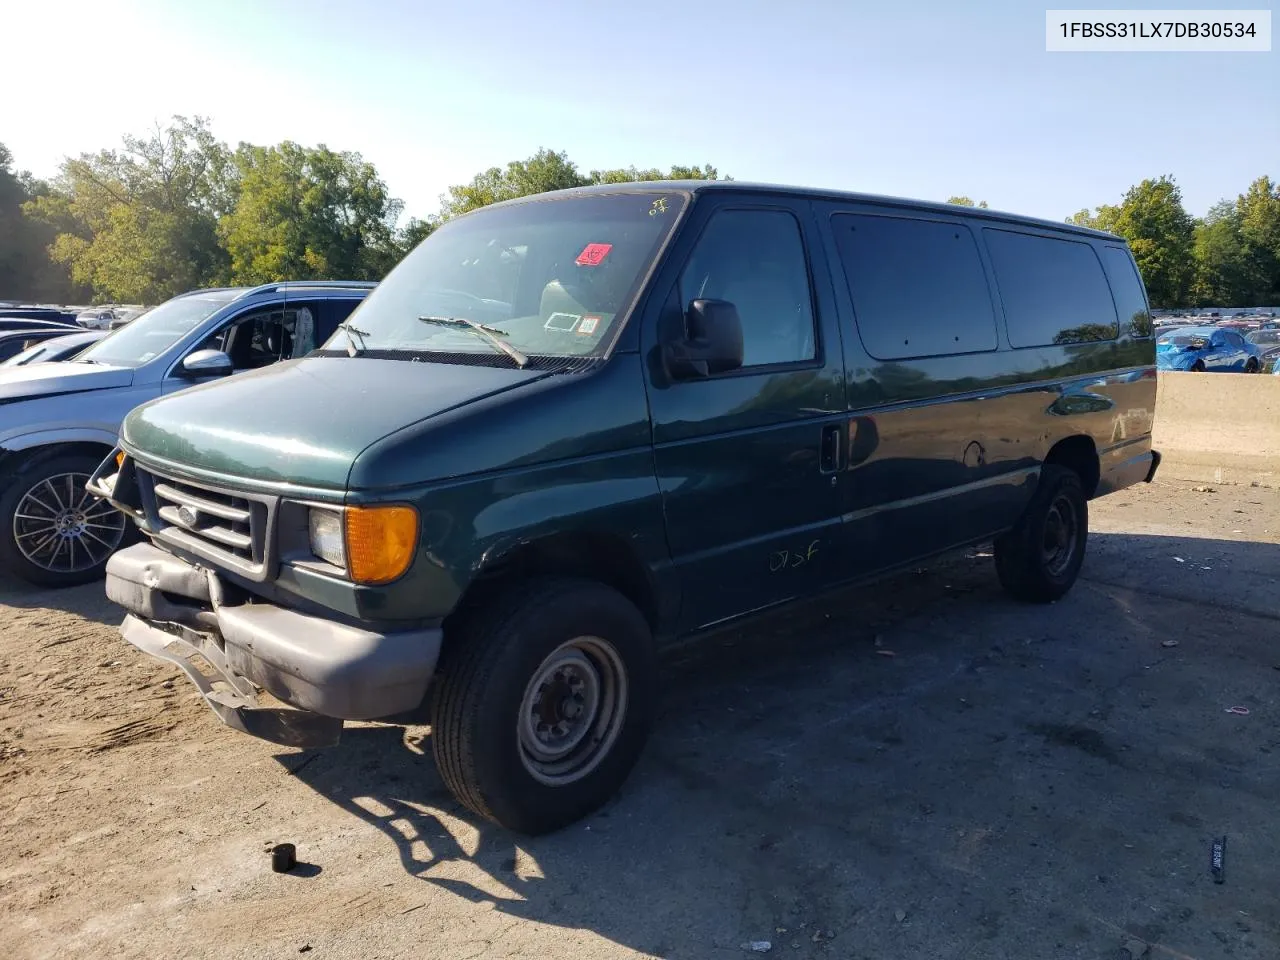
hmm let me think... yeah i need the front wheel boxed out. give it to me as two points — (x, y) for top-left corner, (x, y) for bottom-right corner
(1191, 360), (1206, 372)
(994, 465), (1088, 604)
(0, 452), (130, 587)
(1246, 358), (1260, 373)
(431, 578), (656, 835)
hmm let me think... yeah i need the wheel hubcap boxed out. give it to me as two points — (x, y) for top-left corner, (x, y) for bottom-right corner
(1040, 495), (1078, 577)
(12, 472), (126, 574)
(518, 637), (628, 786)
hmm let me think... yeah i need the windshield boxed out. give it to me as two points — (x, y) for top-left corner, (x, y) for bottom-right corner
(76, 293), (238, 368)
(3, 338), (68, 366)
(323, 192), (687, 362)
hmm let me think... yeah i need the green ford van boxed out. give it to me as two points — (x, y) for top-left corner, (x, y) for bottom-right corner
(90, 182), (1159, 834)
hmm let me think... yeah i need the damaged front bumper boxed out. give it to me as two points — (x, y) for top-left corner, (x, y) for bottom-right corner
(105, 542), (442, 749)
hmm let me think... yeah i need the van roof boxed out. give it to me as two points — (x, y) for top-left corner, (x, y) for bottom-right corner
(486, 180), (1124, 243)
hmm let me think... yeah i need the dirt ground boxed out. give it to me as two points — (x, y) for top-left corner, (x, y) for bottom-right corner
(2, 478), (1278, 960)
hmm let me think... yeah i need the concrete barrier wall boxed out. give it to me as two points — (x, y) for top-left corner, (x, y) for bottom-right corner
(1154, 372), (1280, 487)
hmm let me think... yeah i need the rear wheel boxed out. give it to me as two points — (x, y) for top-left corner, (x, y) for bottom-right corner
(0, 452), (129, 587)
(1191, 360), (1206, 372)
(1246, 358), (1260, 373)
(994, 465), (1088, 604)
(431, 578), (656, 835)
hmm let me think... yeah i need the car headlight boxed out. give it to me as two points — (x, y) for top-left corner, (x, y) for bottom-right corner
(307, 504), (419, 584)
(308, 508), (346, 568)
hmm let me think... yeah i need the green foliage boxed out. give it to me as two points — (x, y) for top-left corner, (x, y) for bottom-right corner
(1235, 175), (1280, 303)
(0, 143), (80, 301)
(219, 141), (403, 283)
(438, 148), (725, 219)
(1078, 175), (1280, 307)
(1069, 177), (1195, 308)
(946, 196), (988, 208)
(24, 117), (232, 303)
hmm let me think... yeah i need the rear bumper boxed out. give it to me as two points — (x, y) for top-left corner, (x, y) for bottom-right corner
(106, 542), (442, 749)
(1095, 447), (1161, 498)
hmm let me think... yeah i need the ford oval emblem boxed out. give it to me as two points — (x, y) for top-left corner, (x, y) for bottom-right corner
(176, 505), (200, 528)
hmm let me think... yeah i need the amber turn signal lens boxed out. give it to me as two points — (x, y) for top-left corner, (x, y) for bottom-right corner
(115, 451), (125, 468)
(344, 505), (418, 585)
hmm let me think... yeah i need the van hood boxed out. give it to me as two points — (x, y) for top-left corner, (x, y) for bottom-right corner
(0, 361), (133, 400)
(121, 356), (552, 489)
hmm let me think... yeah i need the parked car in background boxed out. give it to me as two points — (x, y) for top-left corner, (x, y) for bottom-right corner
(89, 181), (1159, 835)
(1, 330), (108, 368)
(0, 307), (79, 326)
(0, 328), (95, 363)
(1156, 325), (1263, 372)
(77, 305), (145, 330)
(0, 281), (373, 587)
(1245, 329), (1280, 372)
(0, 318), (83, 335)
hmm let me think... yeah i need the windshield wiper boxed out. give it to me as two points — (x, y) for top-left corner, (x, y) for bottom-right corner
(417, 316), (528, 368)
(338, 321), (370, 357)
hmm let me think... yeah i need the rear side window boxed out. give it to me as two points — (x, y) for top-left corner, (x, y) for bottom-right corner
(831, 214), (997, 360)
(1099, 246), (1153, 338)
(985, 230), (1118, 348)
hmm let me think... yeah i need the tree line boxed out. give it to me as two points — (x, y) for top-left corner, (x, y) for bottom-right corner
(0, 116), (722, 305)
(1, 115), (1275, 310)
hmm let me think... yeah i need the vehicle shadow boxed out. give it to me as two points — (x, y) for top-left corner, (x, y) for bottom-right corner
(281, 534), (1280, 959)
(0, 572), (120, 626)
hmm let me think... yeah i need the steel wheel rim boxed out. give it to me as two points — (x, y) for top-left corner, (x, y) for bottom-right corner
(518, 636), (628, 786)
(12, 472), (126, 574)
(1040, 495), (1078, 577)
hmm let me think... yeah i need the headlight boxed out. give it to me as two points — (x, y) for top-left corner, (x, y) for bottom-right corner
(308, 508), (346, 568)
(307, 504), (419, 584)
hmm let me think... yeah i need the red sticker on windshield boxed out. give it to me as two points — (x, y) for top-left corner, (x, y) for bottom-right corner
(575, 243), (613, 267)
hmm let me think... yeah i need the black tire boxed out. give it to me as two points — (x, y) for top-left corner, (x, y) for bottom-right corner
(431, 577), (656, 835)
(1246, 358), (1259, 373)
(1191, 360), (1206, 372)
(993, 465), (1088, 604)
(0, 451), (131, 587)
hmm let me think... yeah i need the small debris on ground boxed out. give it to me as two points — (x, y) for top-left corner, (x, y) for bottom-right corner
(1122, 937), (1149, 959)
(743, 940), (772, 953)
(1161, 639), (1179, 648)
(810, 929), (834, 943)
(894, 909), (907, 923)
(1211, 836), (1227, 884)
(1172, 557), (1185, 563)
(876, 650), (897, 658)
(271, 843), (297, 873)
(1191, 486), (1216, 493)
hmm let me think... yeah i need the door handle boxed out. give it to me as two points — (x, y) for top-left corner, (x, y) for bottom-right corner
(820, 424), (841, 474)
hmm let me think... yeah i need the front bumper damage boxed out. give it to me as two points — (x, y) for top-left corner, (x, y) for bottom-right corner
(105, 542), (442, 749)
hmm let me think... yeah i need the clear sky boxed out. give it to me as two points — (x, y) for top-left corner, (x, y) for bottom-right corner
(4, 0), (1276, 223)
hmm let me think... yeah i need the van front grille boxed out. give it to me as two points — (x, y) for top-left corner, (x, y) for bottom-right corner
(137, 467), (274, 579)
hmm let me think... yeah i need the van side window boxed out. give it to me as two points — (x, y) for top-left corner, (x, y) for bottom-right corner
(678, 209), (816, 368)
(985, 230), (1119, 348)
(830, 214), (997, 360)
(1100, 246), (1153, 338)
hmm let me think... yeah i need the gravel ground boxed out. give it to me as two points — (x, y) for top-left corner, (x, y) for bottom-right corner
(2, 478), (1277, 960)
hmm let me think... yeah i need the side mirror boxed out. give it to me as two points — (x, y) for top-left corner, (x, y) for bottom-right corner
(180, 349), (233, 378)
(662, 299), (744, 380)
